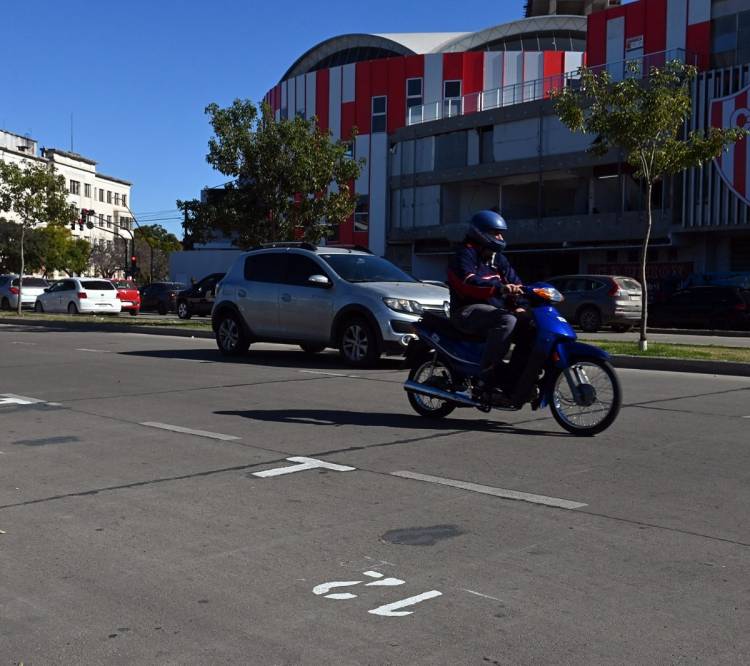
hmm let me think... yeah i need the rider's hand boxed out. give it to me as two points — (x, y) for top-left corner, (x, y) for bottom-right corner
(505, 284), (524, 296)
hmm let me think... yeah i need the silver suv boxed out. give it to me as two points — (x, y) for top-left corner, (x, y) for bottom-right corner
(212, 244), (450, 366)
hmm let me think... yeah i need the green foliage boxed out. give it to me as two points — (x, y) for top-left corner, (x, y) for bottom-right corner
(90, 236), (127, 278)
(553, 61), (746, 183)
(133, 223), (181, 282)
(553, 60), (747, 346)
(178, 99), (363, 249)
(64, 238), (92, 277)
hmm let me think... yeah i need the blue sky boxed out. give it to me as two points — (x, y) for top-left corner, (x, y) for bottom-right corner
(1, 0), (529, 238)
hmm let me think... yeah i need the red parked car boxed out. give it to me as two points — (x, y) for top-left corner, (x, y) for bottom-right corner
(112, 279), (141, 316)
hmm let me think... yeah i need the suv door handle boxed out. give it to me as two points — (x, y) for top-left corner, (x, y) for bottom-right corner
(238, 289), (246, 297)
(281, 293), (292, 302)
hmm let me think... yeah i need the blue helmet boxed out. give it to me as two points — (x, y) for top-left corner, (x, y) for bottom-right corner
(467, 210), (508, 252)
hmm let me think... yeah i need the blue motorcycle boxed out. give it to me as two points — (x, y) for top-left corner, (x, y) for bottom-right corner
(403, 284), (622, 436)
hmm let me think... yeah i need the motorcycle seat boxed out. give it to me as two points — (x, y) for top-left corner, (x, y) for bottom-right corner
(419, 312), (485, 342)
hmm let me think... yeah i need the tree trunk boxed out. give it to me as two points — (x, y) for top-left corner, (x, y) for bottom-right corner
(17, 226), (25, 316)
(639, 181), (653, 352)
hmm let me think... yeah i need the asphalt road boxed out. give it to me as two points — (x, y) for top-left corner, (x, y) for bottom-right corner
(1, 325), (749, 665)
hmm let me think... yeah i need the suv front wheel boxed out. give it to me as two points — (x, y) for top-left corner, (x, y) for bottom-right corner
(216, 311), (250, 356)
(177, 300), (191, 319)
(339, 316), (379, 367)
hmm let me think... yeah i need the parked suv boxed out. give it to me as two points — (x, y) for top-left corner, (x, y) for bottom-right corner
(176, 272), (225, 319)
(545, 274), (642, 332)
(139, 282), (185, 315)
(650, 286), (750, 330)
(212, 244), (450, 365)
(0, 275), (49, 310)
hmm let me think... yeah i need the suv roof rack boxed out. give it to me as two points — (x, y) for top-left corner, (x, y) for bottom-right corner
(256, 242), (318, 251)
(323, 244), (373, 254)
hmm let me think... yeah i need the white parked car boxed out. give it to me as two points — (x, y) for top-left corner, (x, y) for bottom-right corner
(35, 278), (122, 315)
(0, 275), (50, 310)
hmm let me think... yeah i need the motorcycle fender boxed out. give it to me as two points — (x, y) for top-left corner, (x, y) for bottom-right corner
(402, 338), (433, 369)
(556, 341), (610, 367)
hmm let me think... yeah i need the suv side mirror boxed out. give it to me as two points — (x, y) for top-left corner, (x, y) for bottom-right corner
(308, 274), (331, 288)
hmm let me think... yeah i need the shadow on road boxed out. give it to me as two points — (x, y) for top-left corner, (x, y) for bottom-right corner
(119, 347), (403, 371)
(214, 408), (566, 437)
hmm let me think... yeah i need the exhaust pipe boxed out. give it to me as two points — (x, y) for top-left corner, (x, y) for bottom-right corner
(403, 379), (480, 407)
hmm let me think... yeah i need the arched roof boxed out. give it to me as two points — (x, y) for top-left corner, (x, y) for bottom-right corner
(438, 15), (588, 52)
(281, 32), (468, 81)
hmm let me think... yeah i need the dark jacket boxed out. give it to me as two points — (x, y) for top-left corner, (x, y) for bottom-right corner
(447, 242), (522, 313)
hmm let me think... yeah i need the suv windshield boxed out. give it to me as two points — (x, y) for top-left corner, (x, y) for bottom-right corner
(320, 254), (416, 283)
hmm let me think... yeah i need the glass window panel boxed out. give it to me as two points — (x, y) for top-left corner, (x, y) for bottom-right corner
(372, 96), (386, 114)
(407, 78), (422, 96)
(444, 80), (461, 98)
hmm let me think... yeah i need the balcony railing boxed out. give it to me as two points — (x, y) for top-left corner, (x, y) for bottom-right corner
(406, 49), (697, 126)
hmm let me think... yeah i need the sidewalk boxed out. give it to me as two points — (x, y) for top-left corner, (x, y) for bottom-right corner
(1, 316), (749, 377)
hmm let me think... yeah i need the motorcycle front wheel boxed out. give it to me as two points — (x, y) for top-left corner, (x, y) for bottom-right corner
(548, 358), (621, 436)
(407, 359), (457, 419)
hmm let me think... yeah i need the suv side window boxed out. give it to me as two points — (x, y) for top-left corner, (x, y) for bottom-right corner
(244, 253), (287, 283)
(286, 254), (327, 286)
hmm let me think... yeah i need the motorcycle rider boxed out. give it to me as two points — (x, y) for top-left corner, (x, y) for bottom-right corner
(447, 210), (525, 395)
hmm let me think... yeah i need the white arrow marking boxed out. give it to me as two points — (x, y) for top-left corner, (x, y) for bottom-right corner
(253, 456), (355, 478)
(368, 590), (443, 617)
(363, 571), (405, 587)
(312, 580), (362, 596)
(0, 394), (44, 406)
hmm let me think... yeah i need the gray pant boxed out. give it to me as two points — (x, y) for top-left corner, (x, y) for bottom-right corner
(453, 304), (517, 371)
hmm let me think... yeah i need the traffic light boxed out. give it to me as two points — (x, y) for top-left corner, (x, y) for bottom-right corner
(130, 255), (138, 270)
(85, 209), (95, 229)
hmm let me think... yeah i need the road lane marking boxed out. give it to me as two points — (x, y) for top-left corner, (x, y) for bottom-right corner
(368, 591), (443, 617)
(75, 348), (111, 353)
(462, 589), (502, 602)
(253, 456), (355, 478)
(0, 393), (45, 406)
(299, 370), (361, 378)
(140, 422), (240, 441)
(391, 471), (587, 510)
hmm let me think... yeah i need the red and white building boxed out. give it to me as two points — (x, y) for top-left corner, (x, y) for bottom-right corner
(264, 0), (750, 287)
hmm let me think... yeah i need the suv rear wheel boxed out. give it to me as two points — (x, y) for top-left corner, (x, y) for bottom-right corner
(339, 316), (379, 367)
(177, 300), (191, 319)
(216, 311), (250, 356)
(578, 306), (602, 333)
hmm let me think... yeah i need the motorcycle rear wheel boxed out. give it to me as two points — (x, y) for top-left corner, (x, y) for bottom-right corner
(407, 359), (457, 418)
(548, 358), (621, 436)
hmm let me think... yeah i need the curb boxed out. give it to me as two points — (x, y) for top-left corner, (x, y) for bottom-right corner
(2, 317), (749, 377)
(647, 327), (749, 338)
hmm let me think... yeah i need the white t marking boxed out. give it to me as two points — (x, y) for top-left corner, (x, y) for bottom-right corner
(253, 457), (355, 478)
(0, 394), (44, 406)
(368, 590), (443, 617)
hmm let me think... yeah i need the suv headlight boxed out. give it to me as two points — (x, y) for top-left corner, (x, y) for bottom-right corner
(383, 297), (424, 315)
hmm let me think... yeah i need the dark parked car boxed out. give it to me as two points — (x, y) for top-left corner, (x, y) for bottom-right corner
(545, 274), (642, 332)
(139, 282), (185, 315)
(650, 286), (750, 330)
(176, 272), (225, 319)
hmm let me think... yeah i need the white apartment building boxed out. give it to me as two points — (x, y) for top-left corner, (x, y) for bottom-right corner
(0, 129), (133, 260)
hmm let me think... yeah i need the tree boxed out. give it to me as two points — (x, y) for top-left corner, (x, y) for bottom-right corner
(178, 100), (363, 248)
(554, 60), (746, 349)
(62, 238), (92, 277)
(0, 160), (77, 313)
(133, 224), (181, 282)
(90, 237), (127, 278)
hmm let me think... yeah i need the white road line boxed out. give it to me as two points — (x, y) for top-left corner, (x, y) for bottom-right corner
(140, 422), (240, 441)
(253, 456), (356, 478)
(299, 370), (359, 378)
(368, 590), (443, 617)
(462, 589), (502, 602)
(391, 471), (587, 510)
(75, 348), (110, 353)
(0, 393), (46, 406)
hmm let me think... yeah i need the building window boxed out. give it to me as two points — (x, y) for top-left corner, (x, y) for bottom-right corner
(443, 80), (462, 118)
(122, 194), (127, 207)
(114, 193), (121, 205)
(406, 78), (423, 109)
(84, 183), (91, 198)
(98, 214), (104, 227)
(107, 190), (112, 204)
(354, 195), (369, 231)
(343, 141), (354, 160)
(69, 180), (80, 195)
(106, 215), (112, 229)
(99, 189), (104, 202)
(371, 96), (387, 133)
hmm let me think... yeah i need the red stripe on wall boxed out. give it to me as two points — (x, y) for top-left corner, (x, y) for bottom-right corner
(734, 91), (747, 197)
(341, 102), (356, 141)
(443, 53), (463, 81)
(462, 52), (484, 94)
(686, 22), (711, 70)
(624, 0), (645, 39)
(370, 59), (388, 96)
(644, 0), (667, 56)
(543, 52), (565, 96)
(355, 61), (371, 134)
(586, 11), (607, 68)
(387, 57), (406, 133)
(405, 54), (424, 79)
(316, 70), (329, 131)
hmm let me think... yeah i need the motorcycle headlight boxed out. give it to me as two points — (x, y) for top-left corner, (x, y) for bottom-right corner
(383, 298), (424, 315)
